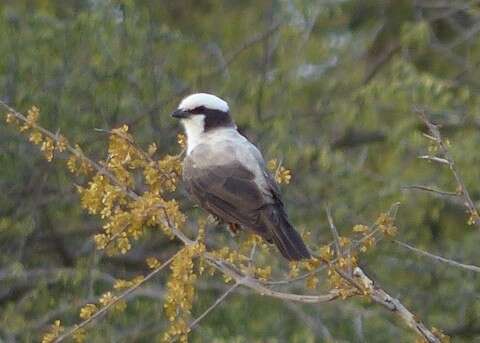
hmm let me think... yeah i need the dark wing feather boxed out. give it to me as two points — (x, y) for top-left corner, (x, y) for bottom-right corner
(183, 155), (310, 260)
(183, 157), (270, 237)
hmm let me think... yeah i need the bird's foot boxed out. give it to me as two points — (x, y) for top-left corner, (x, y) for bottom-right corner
(228, 223), (241, 235)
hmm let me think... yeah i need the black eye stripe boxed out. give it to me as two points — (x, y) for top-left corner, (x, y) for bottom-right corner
(188, 106), (206, 114)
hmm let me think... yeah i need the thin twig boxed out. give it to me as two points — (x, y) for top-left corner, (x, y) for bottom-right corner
(53, 252), (178, 343)
(325, 206), (342, 257)
(401, 185), (459, 197)
(394, 240), (480, 273)
(188, 283), (239, 331)
(416, 108), (480, 228)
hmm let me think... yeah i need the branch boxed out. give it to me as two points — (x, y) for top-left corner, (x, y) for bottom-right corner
(401, 185), (459, 197)
(323, 207), (442, 343)
(3, 103), (443, 342)
(325, 206), (342, 257)
(53, 252), (177, 343)
(353, 267), (441, 343)
(394, 240), (480, 273)
(188, 283), (239, 332)
(203, 253), (339, 304)
(416, 108), (480, 229)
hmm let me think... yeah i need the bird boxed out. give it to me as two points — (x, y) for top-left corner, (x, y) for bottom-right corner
(171, 93), (311, 261)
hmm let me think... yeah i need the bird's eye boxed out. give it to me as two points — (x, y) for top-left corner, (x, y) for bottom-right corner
(190, 106), (206, 114)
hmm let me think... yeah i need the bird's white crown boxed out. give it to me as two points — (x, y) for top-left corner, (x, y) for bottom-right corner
(178, 93), (229, 112)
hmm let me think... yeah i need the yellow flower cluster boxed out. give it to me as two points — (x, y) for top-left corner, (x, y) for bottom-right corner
(77, 290), (126, 326)
(99, 291), (115, 306)
(267, 159), (292, 184)
(5, 112), (17, 125)
(210, 246), (251, 283)
(430, 327), (451, 343)
(376, 213), (398, 237)
(302, 257), (321, 290)
(114, 276), (145, 289)
(177, 133), (187, 150)
(146, 256), (162, 269)
(467, 209), (479, 226)
(163, 243), (205, 342)
(328, 268), (358, 299)
(255, 266), (272, 281)
(352, 224), (376, 253)
(9, 108), (198, 341)
(41, 320), (64, 343)
(21, 106), (40, 131)
(316, 242), (359, 297)
(5, 106), (69, 162)
(79, 304), (98, 320)
(66, 145), (93, 175)
(72, 125), (185, 255)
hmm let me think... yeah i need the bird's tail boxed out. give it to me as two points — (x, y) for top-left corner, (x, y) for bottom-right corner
(261, 205), (311, 261)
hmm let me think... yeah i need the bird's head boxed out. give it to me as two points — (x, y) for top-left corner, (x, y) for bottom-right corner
(171, 93), (235, 135)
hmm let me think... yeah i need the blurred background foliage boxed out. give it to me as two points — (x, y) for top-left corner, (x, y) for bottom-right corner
(1, 0), (480, 342)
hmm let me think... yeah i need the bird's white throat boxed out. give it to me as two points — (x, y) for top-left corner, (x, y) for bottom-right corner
(181, 115), (206, 155)
(181, 115), (239, 155)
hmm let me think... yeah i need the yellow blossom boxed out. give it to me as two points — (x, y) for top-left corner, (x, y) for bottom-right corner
(99, 292), (115, 306)
(56, 135), (68, 152)
(177, 133), (186, 149)
(163, 244), (204, 342)
(339, 236), (351, 247)
(5, 112), (17, 124)
(29, 131), (43, 145)
(41, 320), (64, 343)
(267, 159), (278, 171)
(147, 256), (161, 269)
(319, 245), (334, 261)
(255, 266), (272, 281)
(148, 142), (157, 156)
(94, 234), (108, 250)
(352, 224), (369, 233)
(73, 329), (86, 343)
(79, 304), (98, 320)
(40, 137), (55, 162)
(275, 166), (292, 184)
(306, 275), (319, 289)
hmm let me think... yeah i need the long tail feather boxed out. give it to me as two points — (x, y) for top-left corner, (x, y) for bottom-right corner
(261, 205), (311, 261)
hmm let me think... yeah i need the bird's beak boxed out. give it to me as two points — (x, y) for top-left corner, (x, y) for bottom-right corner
(171, 109), (189, 119)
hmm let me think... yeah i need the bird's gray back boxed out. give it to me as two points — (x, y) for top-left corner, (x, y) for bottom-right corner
(184, 128), (270, 193)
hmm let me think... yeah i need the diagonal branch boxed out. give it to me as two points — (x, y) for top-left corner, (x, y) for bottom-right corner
(353, 267), (441, 343)
(394, 240), (480, 273)
(188, 283), (239, 332)
(53, 252), (178, 343)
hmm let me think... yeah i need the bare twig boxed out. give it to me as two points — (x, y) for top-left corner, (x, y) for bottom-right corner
(416, 108), (480, 228)
(188, 283), (239, 331)
(214, 21), (282, 75)
(401, 185), (459, 197)
(325, 206), (342, 257)
(285, 302), (334, 342)
(418, 155), (450, 165)
(53, 252), (178, 343)
(394, 240), (480, 273)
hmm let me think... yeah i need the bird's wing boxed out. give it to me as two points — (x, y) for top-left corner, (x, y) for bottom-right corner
(183, 156), (273, 237)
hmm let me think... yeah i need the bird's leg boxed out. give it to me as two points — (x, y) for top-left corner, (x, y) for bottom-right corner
(228, 223), (241, 235)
